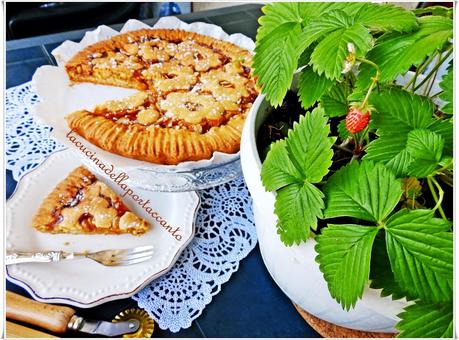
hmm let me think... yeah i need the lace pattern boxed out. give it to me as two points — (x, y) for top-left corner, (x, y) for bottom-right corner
(134, 178), (256, 332)
(5, 81), (258, 332)
(6, 83), (65, 181)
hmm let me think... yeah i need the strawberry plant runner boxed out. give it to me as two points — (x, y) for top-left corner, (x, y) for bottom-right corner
(254, 3), (453, 338)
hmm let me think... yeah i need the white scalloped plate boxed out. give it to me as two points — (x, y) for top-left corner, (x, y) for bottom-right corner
(6, 149), (200, 308)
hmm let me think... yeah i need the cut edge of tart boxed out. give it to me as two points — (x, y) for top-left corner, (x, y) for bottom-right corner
(32, 166), (150, 235)
(65, 91), (246, 165)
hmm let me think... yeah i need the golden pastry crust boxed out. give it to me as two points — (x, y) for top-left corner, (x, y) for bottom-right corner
(32, 166), (150, 235)
(65, 28), (258, 164)
(66, 109), (244, 165)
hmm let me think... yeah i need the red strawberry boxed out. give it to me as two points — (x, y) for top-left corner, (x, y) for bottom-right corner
(345, 108), (370, 134)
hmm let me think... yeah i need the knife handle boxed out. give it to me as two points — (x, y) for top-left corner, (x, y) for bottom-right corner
(6, 291), (76, 334)
(6, 321), (57, 338)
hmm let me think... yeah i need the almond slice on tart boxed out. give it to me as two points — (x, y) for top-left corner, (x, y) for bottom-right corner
(32, 166), (149, 235)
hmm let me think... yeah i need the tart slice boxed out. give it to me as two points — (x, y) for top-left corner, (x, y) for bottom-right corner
(32, 166), (149, 235)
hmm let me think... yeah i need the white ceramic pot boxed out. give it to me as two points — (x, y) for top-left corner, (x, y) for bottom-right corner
(240, 78), (410, 333)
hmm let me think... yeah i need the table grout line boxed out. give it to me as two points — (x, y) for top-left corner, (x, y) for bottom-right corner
(247, 9), (262, 20)
(7, 58), (49, 65)
(195, 320), (207, 338)
(40, 45), (57, 66)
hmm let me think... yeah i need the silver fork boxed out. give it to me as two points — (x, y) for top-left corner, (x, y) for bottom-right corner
(6, 246), (154, 266)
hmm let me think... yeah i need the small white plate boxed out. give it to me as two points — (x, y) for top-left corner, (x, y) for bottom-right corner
(6, 149), (200, 308)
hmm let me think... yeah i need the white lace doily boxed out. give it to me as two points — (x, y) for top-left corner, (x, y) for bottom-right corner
(6, 82), (66, 181)
(134, 179), (256, 332)
(6, 81), (258, 332)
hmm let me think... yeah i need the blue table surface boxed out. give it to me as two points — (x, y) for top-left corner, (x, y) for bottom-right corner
(6, 4), (320, 338)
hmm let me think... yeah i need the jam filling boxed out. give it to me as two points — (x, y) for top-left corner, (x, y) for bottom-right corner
(48, 175), (96, 228)
(47, 178), (128, 229)
(113, 199), (129, 216)
(132, 70), (149, 88)
(79, 213), (97, 232)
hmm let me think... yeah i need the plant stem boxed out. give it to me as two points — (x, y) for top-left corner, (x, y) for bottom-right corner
(435, 159), (453, 174)
(413, 47), (453, 92)
(357, 57), (381, 108)
(334, 143), (353, 154)
(438, 173), (453, 187)
(404, 51), (438, 91)
(424, 54), (441, 96)
(430, 90), (443, 98)
(427, 176), (447, 220)
(353, 135), (359, 153)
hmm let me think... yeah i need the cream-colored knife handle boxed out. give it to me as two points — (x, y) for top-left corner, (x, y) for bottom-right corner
(6, 291), (76, 334)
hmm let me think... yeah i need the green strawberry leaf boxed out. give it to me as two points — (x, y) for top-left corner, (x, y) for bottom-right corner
(275, 182), (324, 245)
(413, 6), (453, 18)
(428, 119), (453, 156)
(297, 67), (334, 109)
(261, 140), (303, 192)
(256, 2), (363, 54)
(315, 224), (378, 310)
(396, 301), (453, 338)
(297, 46), (314, 68)
(369, 87), (435, 134)
(357, 16), (453, 89)
(364, 88), (436, 177)
(297, 9), (355, 54)
(439, 62), (453, 115)
(385, 209), (453, 303)
(320, 81), (349, 117)
(369, 233), (414, 301)
(406, 129), (444, 177)
(355, 3), (418, 32)
(255, 2), (417, 105)
(256, 3), (304, 41)
(324, 160), (403, 223)
(257, 2), (366, 42)
(364, 135), (414, 178)
(406, 129), (444, 162)
(258, 3), (365, 51)
(299, 2), (367, 23)
(309, 19), (373, 79)
(253, 22), (303, 107)
(285, 108), (335, 183)
(348, 89), (365, 102)
(264, 108), (334, 246)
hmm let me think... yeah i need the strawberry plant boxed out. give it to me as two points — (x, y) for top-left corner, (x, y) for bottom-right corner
(254, 3), (453, 337)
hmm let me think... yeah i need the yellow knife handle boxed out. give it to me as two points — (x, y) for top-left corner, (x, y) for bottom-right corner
(6, 291), (76, 334)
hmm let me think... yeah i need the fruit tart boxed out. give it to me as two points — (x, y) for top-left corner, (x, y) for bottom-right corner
(64, 29), (258, 165)
(32, 166), (149, 235)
